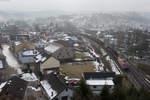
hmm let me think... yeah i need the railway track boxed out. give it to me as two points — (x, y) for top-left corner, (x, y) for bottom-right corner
(81, 34), (150, 91)
(128, 64), (150, 91)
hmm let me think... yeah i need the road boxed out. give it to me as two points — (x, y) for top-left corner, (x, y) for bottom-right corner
(2, 45), (22, 74)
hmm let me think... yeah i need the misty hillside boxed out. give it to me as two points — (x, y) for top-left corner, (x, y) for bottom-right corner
(0, 11), (150, 29)
(70, 12), (150, 30)
(0, 10), (68, 21)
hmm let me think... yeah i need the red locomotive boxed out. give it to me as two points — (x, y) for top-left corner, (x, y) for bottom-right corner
(117, 57), (129, 70)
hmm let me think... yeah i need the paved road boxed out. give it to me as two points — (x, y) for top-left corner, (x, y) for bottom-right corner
(2, 45), (22, 74)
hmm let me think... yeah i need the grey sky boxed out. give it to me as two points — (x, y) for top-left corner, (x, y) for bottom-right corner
(0, 0), (149, 12)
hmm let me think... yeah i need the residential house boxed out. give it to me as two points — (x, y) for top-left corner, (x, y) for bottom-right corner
(18, 49), (48, 74)
(18, 49), (39, 64)
(53, 47), (75, 62)
(55, 40), (74, 47)
(0, 34), (9, 43)
(83, 72), (115, 94)
(41, 57), (60, 74)
(12, 42), (35, 55)
(40, 73), (73, 100)
(0, 76), (28, 100)
(10, 34), (29, 42)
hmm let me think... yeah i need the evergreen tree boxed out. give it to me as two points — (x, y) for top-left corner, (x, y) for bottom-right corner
(113, 75), (123, 87)
(72, 80), (93, 100)
(111, 85), (126, 100)
(138, 88), (150, 100)
(126, 86), (139, 100)
(100, 85), (110, 100)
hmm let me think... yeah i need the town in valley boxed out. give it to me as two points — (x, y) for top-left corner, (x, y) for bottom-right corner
(0, 0), (150, 100)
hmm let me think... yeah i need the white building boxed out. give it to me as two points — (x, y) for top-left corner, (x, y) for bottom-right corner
(83, 72), (115, 94)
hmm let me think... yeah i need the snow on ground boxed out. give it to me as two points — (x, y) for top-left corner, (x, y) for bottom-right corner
(0, 82), (7, 92)
(28, 86), (41, 92)
(82, 38), (104, 72)
(106, 56), (121, 75)
(40, 80), (57, 100)
(89, 48), (100, 58)
(94, 61), (104, 72)
(21, 73), (38, 82)
(88, 47), (104, 72)
(93, 61), (104, 72)
(2, 45), (22, 74)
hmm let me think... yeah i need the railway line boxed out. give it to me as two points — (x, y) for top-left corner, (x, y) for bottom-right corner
(81, 34), (150, 91)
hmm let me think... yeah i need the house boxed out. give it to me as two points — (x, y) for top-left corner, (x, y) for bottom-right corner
(10, 34), (29, 42)
(53, 47), (75, 62)
(40, 73), (73, 100)
(83, 72), (115, 94)
(18, 50), (48, 73)
(55, 40), (74, 47)
(0, 34), (9, 43)
(41, 57), (60, 74)
(18, 49), (39, 64)
(0, 76), (28, 100)
(12, 42), (35, 55)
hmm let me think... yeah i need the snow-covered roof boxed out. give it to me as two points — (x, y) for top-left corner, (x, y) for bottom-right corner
(22, 50), (39, 56)
(28, 86), (41, 92)
(29, 32), (37, 35)
(0, 82), (7, 92)
(86, 80), (114, 86)
(35, 54), (47, 63)
(104, 35), (113, 38)
(14, 41), (22, 46)
(73, 43), (79, 47)
(44, 44), (60, 53)
(40, 80), (57, 100)
(49, 39), (56, 43)
(21, 73), (38, 82)
(0, 60), (3, 69)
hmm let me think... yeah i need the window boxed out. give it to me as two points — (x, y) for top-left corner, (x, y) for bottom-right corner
(93, 86), (97, 88)
(107, 85), (112, 88)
